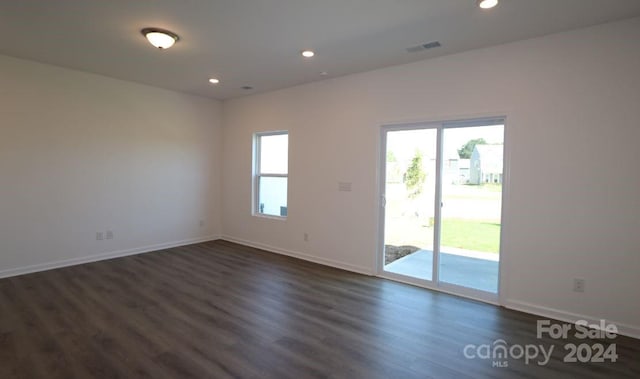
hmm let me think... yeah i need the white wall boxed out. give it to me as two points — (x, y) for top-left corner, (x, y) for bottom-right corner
(221, 18), (640, 336)
(0, 55), (222, 276)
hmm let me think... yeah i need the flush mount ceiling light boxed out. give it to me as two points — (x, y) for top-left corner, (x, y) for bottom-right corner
(478, 0), (498, 9)
(301, 50), (315, 58)
(141, 28), (179, 49)
(208, 78), (220, 84)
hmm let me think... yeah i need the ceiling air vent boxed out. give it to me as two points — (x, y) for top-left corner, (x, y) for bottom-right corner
(406, 41), (442, 53)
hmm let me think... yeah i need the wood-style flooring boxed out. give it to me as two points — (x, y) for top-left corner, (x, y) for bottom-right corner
(0, 240), (638, 378)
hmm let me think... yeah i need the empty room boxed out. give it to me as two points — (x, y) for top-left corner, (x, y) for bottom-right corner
(1, 1), (639, 378)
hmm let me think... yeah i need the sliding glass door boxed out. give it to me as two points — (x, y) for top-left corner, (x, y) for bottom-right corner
(380, 118), (505, 300)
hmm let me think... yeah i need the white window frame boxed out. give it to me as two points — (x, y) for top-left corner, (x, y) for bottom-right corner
(253, 131), (288, 219)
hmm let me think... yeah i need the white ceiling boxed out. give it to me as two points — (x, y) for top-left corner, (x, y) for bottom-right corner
(1, 1), (639, 100)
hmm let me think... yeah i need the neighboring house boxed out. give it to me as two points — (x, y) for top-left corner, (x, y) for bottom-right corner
(470, 145), (504, 184)
(442, 144), (461, 184)
(458, 159), (470, 184)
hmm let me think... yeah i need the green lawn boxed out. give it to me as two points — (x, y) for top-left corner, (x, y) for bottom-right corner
(440, 218), (500, 253)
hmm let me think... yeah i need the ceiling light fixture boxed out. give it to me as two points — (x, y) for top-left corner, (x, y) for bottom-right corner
(301, 50), (315, 58)
(141, 28), (179, 49)
(478, 0), (498, 9)
(209, 78), (220, 84)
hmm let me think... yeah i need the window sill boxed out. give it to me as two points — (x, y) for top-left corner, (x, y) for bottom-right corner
(253, 213), (287, 221)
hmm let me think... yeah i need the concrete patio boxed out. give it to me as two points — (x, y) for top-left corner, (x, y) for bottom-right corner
(384, 248), (499, 293)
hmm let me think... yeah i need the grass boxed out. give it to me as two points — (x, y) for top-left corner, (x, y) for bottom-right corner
(440, 218), (500, 253)
(476, 183), (503, 192)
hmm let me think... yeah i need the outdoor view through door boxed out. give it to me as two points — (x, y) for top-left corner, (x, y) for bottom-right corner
(382, 119), (504, 297)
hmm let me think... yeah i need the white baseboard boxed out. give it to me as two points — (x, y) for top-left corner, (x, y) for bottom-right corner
(220, 235), (375, 276)
(504, 299), (640, 340)
(220, 237), (640, 340)
(0, 235), (221, 279)
(7, 235), (636, 340)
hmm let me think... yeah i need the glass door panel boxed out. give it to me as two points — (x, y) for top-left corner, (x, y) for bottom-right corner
(383, 129), (437, 281)
(439, 125), (504, 293)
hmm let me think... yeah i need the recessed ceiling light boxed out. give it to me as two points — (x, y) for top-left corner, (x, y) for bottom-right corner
(209, 78), (220, 84)
(301, 50), (315, 58)
(141, 28), (179, 49)
(320, 71), (328, 76)
(242, 86), (254, 90)
(478, 0), (498, 9)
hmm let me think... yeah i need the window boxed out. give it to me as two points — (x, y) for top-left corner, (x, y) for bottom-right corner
(253, 131), (288, 217)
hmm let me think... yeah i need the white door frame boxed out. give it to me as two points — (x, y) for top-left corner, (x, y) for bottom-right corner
(377, 116), (508, 305)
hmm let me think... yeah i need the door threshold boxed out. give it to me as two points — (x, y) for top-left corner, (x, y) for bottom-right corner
(378, 271), (500, 306)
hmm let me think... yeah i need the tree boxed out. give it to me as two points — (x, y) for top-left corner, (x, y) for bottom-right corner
(403, 151), (426, 199)
(458, 138), (487, 159)
(386, 150), (397, 162)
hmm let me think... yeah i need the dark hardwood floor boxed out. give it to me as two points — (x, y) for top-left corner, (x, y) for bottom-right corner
(0, 240), (638, 378)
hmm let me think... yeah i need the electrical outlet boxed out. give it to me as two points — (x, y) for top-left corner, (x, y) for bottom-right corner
(304, 233), (309, 242)
(106, 230), (114, 240)
(96, 232), (104, 241)
(573, 278), (585, 293)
